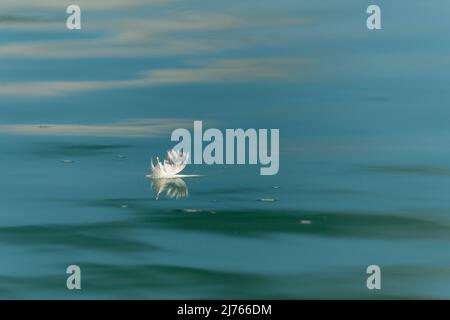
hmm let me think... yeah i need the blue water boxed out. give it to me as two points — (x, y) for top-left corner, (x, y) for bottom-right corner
(1, 0), (450, 299)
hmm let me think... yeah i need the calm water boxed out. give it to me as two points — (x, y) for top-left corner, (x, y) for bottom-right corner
(1, 0), (450, 299)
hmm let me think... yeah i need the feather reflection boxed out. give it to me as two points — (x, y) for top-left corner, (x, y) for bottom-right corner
(151, 178), (188, 200)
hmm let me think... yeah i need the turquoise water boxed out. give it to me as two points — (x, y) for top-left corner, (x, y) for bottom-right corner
(2, 0), (450, 299)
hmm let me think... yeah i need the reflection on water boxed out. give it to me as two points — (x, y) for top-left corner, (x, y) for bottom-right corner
(150, 178), (188, 200)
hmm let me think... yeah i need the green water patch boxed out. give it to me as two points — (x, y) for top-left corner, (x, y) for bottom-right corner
(194, 187), (263, 195)
(361, 165), (450, 176)
(0, 221), (158, 252)
(0, 265), (269, 299)
(0, 264), (435, 299)
(150, 209), (450, 239)
(80, 264), (269, 298)
(83, 198), (450, 240)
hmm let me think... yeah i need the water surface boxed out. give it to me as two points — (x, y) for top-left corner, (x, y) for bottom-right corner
(1, 0), (450, 299)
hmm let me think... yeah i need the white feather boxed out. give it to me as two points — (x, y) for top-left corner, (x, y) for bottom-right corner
(148, 149), (190, 178)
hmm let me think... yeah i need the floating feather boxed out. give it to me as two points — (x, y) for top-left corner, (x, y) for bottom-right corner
(147, 149), (193, 179)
